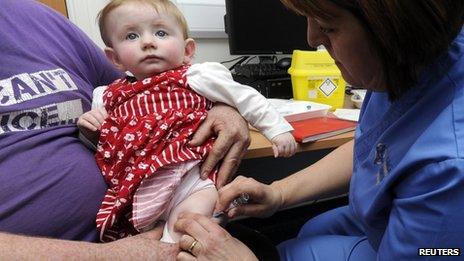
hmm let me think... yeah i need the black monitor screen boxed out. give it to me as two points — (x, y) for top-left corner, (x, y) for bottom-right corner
(224, 0), (311, 55)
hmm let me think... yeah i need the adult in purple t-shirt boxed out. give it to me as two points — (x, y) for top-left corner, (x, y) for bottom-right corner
(0, 0), (249, 258)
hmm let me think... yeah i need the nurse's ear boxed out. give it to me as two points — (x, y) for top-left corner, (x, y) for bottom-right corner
(183, 38), (196, 64)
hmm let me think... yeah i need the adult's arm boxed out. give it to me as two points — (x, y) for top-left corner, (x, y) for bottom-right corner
(272, 139), (353, 208)
(217, 140), (353, 217)
(0, 226), (178, 260)
(189, 103), (250, 188)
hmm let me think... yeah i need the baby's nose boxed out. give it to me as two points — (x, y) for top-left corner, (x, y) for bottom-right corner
(142, 36), (156, 49)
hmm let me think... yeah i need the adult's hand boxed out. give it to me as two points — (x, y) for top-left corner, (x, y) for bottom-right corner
(175, 213), (257, 261)
(216, 176), (283, 219)
(102, 223), (179, 260)
(190, 103), (250, 188)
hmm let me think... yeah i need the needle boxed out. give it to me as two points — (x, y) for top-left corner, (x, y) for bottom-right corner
(212, 193), (250, 218)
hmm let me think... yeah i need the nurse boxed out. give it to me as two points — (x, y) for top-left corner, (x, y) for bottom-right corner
(175, 0), (464, 260)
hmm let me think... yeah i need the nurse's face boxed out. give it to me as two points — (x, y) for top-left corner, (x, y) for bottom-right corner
(306, 2), (385, 91)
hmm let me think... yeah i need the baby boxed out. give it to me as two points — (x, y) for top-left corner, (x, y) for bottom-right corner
(77, 0), (297, 242)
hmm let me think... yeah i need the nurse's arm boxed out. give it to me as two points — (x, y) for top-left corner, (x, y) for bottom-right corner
(271, 140), (353, 208)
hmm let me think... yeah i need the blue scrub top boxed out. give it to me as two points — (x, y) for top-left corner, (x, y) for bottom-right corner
(351, 29), (464, 259)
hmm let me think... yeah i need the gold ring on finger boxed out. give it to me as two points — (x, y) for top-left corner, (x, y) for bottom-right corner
(188, 239), (198, 253)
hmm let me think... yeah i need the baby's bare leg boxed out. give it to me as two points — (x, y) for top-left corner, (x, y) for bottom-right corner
(164, 187), (218, 242)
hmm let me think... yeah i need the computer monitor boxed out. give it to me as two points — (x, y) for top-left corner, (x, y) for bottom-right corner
(224, 0), (311, 55)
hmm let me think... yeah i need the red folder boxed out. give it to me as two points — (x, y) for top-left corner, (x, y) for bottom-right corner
(290, 116), (356, 143)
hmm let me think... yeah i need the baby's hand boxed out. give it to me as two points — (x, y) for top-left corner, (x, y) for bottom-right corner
(271, 132), (297, 158)
(77, 107), (108, 141)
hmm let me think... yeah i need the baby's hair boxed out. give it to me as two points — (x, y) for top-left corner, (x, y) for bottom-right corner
(97, 0), (190, 47)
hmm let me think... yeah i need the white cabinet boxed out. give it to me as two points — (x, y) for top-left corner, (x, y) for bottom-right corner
(175, 0), (227, 38)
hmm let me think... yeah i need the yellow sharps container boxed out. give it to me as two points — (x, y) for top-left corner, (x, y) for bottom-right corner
(288, 50), (346, 109)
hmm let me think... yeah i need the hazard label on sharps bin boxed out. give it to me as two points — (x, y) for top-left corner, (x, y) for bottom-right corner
(319, 78), (337, 97)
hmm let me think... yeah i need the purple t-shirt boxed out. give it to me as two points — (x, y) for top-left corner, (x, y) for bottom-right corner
(0, 0), (122, 241)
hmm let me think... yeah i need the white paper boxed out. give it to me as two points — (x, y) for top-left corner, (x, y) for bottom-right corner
(333, 108), (361, 122)
(268, 99), (331, 122)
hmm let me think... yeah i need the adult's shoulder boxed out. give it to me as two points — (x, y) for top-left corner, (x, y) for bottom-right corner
(0, 0), (121, 85)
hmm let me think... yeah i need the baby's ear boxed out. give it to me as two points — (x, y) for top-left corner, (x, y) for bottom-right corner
(104, 47), (125, 71)
(183, 38), (196, 63)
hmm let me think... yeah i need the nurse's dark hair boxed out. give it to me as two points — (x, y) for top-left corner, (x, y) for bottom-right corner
(280, 0), (464, 100)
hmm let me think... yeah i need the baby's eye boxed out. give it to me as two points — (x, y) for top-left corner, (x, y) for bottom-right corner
(155, 30), (168, 38)
(125, 33), (139, 41)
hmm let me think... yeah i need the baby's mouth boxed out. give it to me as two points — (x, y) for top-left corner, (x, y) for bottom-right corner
(142, 55), (162, 62)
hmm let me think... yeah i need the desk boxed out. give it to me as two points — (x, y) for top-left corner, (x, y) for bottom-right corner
(244, 94), (356, 159)
(245, 130), (354, 159)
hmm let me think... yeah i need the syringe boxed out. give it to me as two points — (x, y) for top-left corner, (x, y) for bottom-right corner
(212, 193), (250, 218)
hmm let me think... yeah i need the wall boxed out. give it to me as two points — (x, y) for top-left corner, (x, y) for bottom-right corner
(66, 0), (237, 63)
(194, 38), (235, 63)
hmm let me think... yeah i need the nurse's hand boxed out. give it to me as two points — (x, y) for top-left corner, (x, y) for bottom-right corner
(175, 213), (257, 261)
(215, 176), (283, 219)
(190, 103), (250, 188)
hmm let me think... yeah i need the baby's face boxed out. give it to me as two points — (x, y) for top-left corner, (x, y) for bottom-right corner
(105, 1), (191, 80)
